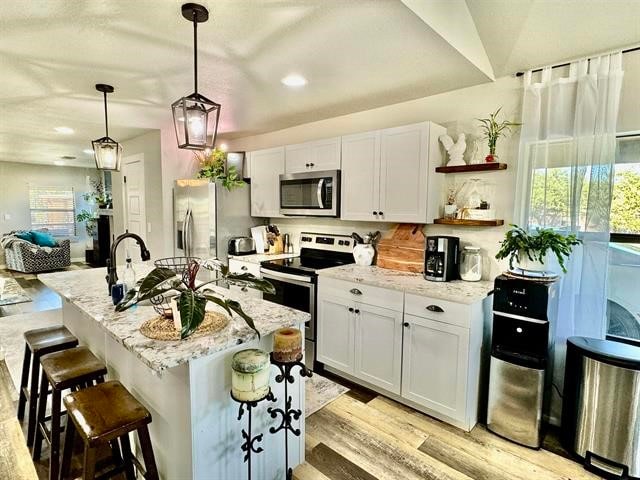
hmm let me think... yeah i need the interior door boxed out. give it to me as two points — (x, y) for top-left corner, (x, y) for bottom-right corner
(340, 131), (380, 221)
(122, 154), (147, 251)
(379, 123), (428, 223)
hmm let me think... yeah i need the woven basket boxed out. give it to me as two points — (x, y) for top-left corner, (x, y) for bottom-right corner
(139, 311), (230, 341)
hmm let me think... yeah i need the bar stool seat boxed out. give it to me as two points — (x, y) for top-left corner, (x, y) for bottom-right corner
(62, 381), (159, 480)
(17, 325), (78, 447)
(34, 346), (108, 480)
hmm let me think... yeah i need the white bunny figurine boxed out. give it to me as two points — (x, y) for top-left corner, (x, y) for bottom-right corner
(439, 133), (467, 167)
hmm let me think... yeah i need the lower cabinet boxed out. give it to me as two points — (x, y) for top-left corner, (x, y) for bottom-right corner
(317, 295), (355, 374)
(228, 259), (262, 299)
(401, 314), (469, 423)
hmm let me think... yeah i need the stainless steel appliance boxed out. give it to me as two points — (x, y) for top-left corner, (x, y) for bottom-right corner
(228, 237), (256, 256)
(487, 274), (558, 448)
(562, 337), (640, 479)
(279, 170), (340, 217)
(260, 232), (355, 370)
(174, 179), (260, 264)
(424, 236), (459, 282)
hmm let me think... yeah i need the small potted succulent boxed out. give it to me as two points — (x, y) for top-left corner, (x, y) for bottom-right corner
(116, 259), (275, 339)
(495, 224), (582, 274)
(477, 107), (521, 162)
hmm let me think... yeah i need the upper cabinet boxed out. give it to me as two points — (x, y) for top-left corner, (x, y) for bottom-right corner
(285, 137), (341, 174)
(341, 121), (445, 223)
(249, 146), (285, 218)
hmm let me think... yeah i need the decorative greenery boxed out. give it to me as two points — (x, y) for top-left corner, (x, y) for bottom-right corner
(76, 209), (97, 236)
(477, 107), (521, 156)
(115, 259), (275, 339)
(496, 224), (582, 273)
(83, 179), (111, 207)
(195, 148), (246, 191)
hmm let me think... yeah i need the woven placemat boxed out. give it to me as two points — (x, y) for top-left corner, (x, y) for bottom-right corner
(139, 311), (230, 341)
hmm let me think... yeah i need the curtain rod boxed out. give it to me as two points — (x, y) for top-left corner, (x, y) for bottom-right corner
(514, 46), (640, 77)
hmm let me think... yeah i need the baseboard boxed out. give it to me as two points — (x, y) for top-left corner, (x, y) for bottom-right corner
(0, 264), (5, 270)
(70, 257), (86, 263)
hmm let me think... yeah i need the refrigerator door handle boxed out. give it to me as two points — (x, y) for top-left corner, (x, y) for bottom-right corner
(181, 210), (189, 256)
(316, 178), (325, 209)
(186, 209), (194, 257)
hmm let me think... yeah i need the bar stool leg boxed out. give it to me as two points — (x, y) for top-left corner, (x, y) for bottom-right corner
(33, 371), (49, 460)
(138, 425), (159, 480)
(26, 353), (41, 446)
(82, 446), (97, 480)
(119, 433), (136, 480)
(17, 344), (31, 421)
(60, 416), (76, 480)
(49, 389), (62, 480)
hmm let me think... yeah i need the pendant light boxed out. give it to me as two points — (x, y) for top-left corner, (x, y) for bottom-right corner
(172, 3), (221, 151)
(92, 84), (123, 171)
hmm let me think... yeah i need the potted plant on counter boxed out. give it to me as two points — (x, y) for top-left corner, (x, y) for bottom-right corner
(195, 148), (246, 191)
(495, 224), (582, 274)
(116, 259), (275, 339)
(477, 107), (521, 162)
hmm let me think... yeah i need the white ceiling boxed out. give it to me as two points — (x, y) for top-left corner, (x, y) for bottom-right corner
(1, 0), (639, 168)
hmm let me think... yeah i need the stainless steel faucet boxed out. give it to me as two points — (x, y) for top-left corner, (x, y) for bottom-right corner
(106, 232), (151, 293)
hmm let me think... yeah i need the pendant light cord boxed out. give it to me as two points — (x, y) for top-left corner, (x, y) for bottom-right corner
(193, 11), (198, 95)
(103, 91), (109, 137)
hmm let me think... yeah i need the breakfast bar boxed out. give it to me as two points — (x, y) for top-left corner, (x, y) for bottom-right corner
(39, 266), (310, 480)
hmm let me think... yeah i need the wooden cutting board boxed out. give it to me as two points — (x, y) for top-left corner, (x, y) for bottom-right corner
(376, 224), (425, 273)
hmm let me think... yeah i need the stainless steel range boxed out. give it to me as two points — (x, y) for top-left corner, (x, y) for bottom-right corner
(260, 232), (355, 370)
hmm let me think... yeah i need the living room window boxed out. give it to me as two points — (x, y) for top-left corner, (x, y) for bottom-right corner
(28, 185), (76, 236)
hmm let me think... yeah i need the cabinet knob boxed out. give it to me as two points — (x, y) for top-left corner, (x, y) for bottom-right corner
(379, 212), (384, 216)
(349, 288), (362, 296)
(354, 309), (360, 314)
(309, 162), (315, 167)
(426, 304), (444, 313)
(403, 322), (410, 327)
(372, 211), (378, 215)
(241, 266), (248, 271)
(305, 163), (310, 167)
(348, 307), (354, 312)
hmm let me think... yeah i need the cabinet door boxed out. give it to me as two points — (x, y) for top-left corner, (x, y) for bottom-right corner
(284, 143), (312, 174)
(311, 137), (341, 171)
(340, 131), (380, 221)
(250, 147), (285, 217)
(401, 314), (469, 423)
(354, 303), (403, 394)
(317, 295), (355, 374)
(379, 123), (429, 223)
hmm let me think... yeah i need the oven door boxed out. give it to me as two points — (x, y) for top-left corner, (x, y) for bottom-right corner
(279, 170), (339, 217)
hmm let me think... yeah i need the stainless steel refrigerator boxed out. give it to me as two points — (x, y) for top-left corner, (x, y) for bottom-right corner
(174, 179), (259, 264)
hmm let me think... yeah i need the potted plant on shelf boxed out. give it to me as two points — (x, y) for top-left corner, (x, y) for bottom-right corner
(116, 259), (275, 339)
(495, 224), (582, 274)
(477, 107), (521, 162)
(195, 148), (246, 191)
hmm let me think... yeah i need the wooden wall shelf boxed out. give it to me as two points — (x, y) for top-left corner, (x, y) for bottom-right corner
(435, 163), (507, 174)
(434, 218), (504, 226)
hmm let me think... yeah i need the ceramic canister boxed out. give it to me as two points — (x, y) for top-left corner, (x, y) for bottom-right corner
(231, 349), (271, 402)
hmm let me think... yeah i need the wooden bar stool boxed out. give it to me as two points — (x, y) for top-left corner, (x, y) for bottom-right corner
(17, 325), (78, 447)
(61, 380), (159, 480)
(33, 346), (108, 480)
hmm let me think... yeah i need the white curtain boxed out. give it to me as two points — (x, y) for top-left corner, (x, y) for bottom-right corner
(514, 53), (624, 419)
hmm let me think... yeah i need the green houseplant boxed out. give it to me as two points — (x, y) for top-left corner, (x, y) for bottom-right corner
(476, 107), (521, 162)
(116, 259), (275, 339)
(195, 148), (246, 191)
(495, 224), (582, 273)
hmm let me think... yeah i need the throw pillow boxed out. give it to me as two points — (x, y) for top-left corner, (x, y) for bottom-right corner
(15, 231), (34, 243)
(31, 230), (59, 248)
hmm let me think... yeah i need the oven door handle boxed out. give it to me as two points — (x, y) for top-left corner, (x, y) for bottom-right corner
(316, 178), (325, 209)
(261, 269), (314, 285)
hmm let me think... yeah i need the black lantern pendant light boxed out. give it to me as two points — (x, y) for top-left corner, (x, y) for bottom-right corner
(92, 84), (123, 171)
(172, 3), (221, 150)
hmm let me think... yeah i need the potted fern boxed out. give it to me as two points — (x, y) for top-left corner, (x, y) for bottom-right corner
(477, 107), (521, 163)
(495, 225), (582, 274)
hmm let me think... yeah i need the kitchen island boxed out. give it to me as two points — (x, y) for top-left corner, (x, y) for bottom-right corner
(39, 265), (310, 480)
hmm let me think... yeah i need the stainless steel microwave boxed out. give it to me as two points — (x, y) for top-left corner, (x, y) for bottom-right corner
(279, 170), (340, 217)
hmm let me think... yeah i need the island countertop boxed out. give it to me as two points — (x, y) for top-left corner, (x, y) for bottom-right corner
(318, 264), (494, 304)
(39, 265), (310, 373)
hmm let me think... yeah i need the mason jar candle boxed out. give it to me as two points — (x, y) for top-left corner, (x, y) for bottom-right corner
(273, 328), (302, 362)
(231, 349), (271, 402)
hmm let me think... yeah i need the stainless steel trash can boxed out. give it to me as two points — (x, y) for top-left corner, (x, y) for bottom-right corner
(562, 337), (640, 479)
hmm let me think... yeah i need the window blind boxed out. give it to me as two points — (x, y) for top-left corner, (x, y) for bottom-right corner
(29, 186), (76, 236)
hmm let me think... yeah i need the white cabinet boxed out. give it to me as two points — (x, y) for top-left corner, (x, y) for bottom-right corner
(285, 137), (341, 174)
(401, 314), (469, 423)
(317, 295), (355, 373)
(354, 303), (403, 394)
(228, 258), (262, 299)
(249, 146), (285, 217)
(340, 122), (444, 223)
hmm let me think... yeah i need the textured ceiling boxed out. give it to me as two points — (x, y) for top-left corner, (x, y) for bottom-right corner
(1, 0), (639, 168)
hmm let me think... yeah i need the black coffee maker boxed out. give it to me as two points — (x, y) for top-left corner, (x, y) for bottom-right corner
(424, 236), (460, 282)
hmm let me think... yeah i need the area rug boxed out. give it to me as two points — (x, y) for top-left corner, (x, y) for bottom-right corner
(0, 278), (31, 306)
(306, 373), (349, 417)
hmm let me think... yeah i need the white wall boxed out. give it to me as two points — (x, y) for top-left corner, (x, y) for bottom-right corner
(0, 162), (97, 265)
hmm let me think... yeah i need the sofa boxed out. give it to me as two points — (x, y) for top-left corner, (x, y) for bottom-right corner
(2, 231), (71, 273)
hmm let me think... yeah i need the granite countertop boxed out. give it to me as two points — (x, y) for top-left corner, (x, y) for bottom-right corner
(318, 265), (494, 304)
(228, 253), (298, 264)
(39, 265), (309, 373)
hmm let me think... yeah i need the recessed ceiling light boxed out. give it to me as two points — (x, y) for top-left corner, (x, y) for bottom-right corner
(54, 160), (65, 166)
(54, 126), (74, 134)
(83, 149), (94, 155)
(281, 74), (307, 87)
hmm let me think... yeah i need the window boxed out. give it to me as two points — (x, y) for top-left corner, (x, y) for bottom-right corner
(29, 186), (76, 236)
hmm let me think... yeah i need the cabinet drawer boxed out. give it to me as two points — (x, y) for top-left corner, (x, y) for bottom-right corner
(318, 277), (403, 312)
(404, 293), (471, 328)
(228, 259), (261, 277)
